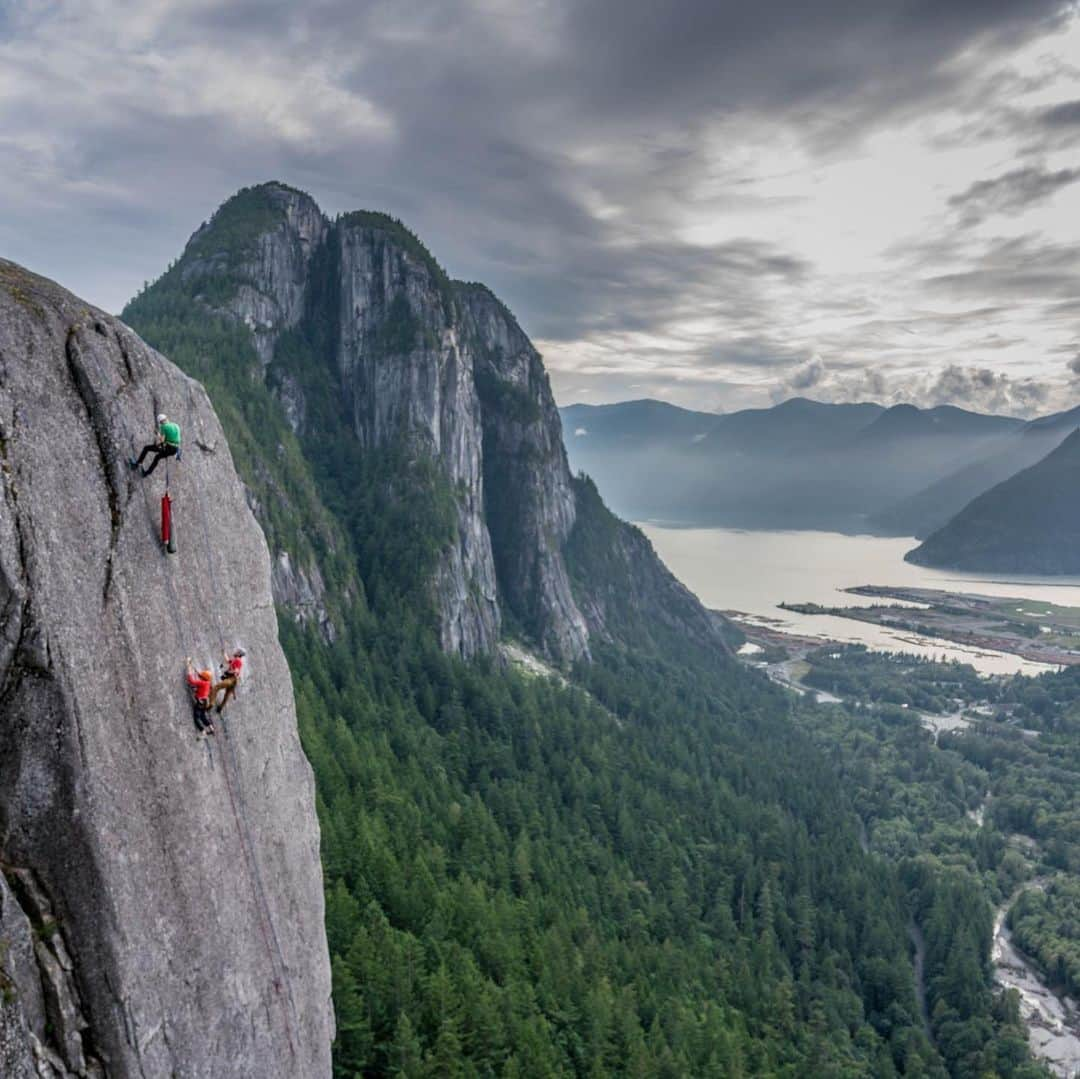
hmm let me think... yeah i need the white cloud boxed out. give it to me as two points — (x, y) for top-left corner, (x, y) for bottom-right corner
(770, 358), (1066, 417)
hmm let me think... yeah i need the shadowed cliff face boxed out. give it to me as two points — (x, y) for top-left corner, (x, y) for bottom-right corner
(0, 260), (332, 1077)
(461, 284), (588, 662)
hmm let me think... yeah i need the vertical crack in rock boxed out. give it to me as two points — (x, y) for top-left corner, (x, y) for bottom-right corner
(63, 327), (123, 606)
(113, 326), (136, 386)
(0, 409), (46, 725)
(3, 866), (103, 1076)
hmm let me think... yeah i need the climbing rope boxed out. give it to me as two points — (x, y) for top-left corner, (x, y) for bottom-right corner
(125, 421), (215, 769)
(184, 386), (300, 1060)
(73, 319), (204, 773)
(67, 318), (202, 715)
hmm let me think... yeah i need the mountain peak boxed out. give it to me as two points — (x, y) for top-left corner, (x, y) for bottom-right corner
(127, 185), (735, 667)
(856, 400), (1020, 444)
(773, 396), (830, 411)
(130, 185), (594, 661)
(185, 182), (322, 263)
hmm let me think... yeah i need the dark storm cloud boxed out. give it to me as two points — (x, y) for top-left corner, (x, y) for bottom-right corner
(519, 236), (810, 341)
(948, 165), (1080, 225)
(1040, 99), (1080, 127)
(3, 0), (1070, 295)
(554, 0), (1069, 129)
(322, 0), (1071, 291)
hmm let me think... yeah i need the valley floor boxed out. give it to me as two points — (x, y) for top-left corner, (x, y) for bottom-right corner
(778, 586), (1080, 668)
(731, 620), (1080, 1077)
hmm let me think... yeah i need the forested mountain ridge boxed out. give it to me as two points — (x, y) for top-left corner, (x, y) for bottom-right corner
(118, 182), (1040, 1076)
(907, 427), (1080, 573)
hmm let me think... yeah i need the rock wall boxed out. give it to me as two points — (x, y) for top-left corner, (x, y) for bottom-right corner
(171, 184), (590, 662)
(0, 260), (333, 1077)
(183, 185), (328, 368)
(334, 220), (501, 656)
(565, 474), (734, 659)
(461, 284), (588, 661)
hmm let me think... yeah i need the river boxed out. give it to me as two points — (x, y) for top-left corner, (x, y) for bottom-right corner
(993, 883), (1080, 1078)
(640, 525), (1080, 675)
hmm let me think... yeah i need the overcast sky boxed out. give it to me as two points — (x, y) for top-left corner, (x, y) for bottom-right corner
(2, 0), (1079, 415)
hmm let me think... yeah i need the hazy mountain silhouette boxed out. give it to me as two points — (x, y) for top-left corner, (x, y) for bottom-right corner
(561, 397), (1026, 533)
(907, 427), (1080, 573)
(872, 404), (1080, 537)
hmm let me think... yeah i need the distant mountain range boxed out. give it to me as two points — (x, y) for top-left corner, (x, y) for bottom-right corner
(907, 428), (1080, 574)
(560, 396), (1070, 535)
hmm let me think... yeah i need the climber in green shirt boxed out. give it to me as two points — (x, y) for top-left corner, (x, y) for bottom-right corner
(131, 413), (181, 478)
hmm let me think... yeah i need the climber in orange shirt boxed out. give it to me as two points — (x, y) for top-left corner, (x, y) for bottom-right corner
(185, 658), (216, 736)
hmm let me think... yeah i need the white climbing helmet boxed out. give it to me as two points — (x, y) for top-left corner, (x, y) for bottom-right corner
(157, 413), (167, 423)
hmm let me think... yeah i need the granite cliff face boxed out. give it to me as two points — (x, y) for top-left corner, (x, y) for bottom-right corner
(183, 187), (328, 369)
(565, 474), (736, 657)
(460, 284), (588, 661)
(332, 216), (502, 656)
(0, 260), (333, 1077)
(158, 184), (591, 662)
